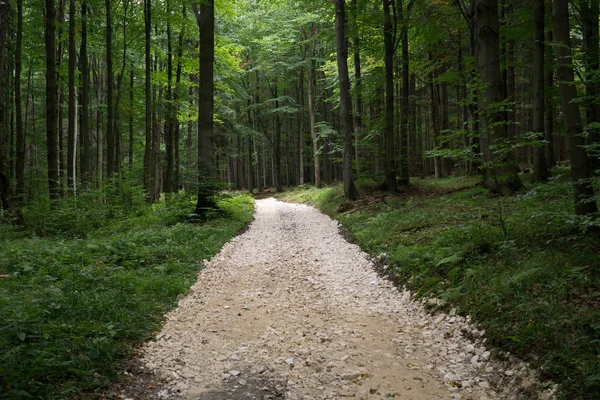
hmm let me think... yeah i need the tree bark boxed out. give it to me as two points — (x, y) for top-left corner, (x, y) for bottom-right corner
(533, 0), (548, 182)
(333, 0), (358, 200)
(383, 0), (396, 191)
(579, 0), (600, 172)
(67, 0), (76, 190)
(15, 0), (25, 200)
(45, 0), (60, 199)
(193, 0), (216, 212)
(398, 0), (410, 185)
(0, 0), (10, 209)
(143, 0), (152, 195)
(474, 0), (522, 194)
(553, 0), (598, 214)
(544, 29), (556, 170)
(105, 0), (115, 176)
(306, 24), (321, 188)
(80, 0), (91, 185)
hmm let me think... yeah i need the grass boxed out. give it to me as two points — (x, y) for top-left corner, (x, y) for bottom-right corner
(277, 169), (600, 400)
(0, 190), (254, 399)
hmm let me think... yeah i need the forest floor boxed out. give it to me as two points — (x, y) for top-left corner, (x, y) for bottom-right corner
(110, 198), (555, 400)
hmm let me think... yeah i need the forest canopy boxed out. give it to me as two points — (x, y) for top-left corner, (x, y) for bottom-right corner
(0, 0), (598, 212)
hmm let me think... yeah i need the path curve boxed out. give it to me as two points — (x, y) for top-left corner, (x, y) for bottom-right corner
(138, 198), (551, 400)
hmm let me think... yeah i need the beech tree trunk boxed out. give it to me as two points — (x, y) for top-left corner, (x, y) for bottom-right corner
(106, 0), (115, 176)
(67, 0), (76, 190)
(45, 0), (60, 199)
(333, 0), (358, 200)
(307, 24), (321, 188)
(80, 0), (91, 185)
(143, 0), (152, 195)
(533, 0), (548, 182)
(194, 0), (216, 212)
(474, 0), (522, 194)
(383, 0), (396, 191)
(15, 0), (25, 200)
(553, 0), (598, 215)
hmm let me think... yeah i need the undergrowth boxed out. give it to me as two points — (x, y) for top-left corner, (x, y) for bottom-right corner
(0, 189), (254, 399)
(278, 169), (600, 400)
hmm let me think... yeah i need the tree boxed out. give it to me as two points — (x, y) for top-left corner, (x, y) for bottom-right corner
(67, 0), (76, 190)
(15, 0), (25, 200)
(333, 0), (358, 200)
(383, 0), (396, 191)
(533, 0), (548, 182)
(194, 0), (217, 213)
(80, 0), (91, 185)
(553, 0), (598, 215)
(45, 0), (60, 199)
(474, 0), (522, 194)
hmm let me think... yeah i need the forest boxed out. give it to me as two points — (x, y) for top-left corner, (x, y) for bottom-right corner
(0, 0), (599, 399)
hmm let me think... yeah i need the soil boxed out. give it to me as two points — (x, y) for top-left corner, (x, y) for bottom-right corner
(107, 199), (556, 400)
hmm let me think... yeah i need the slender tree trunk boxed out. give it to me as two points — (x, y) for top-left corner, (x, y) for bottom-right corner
(307, 25), (321, 188)
(80, 0), (91, 185)
(553, 0), (598, 214)
(15, 0), (25, 200)
(193, 0), (216, 212)
(475, 0), (522, 193)
(165, 1), (175, 193)
(544, 29), (556, 170)
(143, 0), (152, 195)
(580, 0), (600, 172)
(67, 0), (76, 190)
(383, 0), (396, 191)
(333, 0), (358, 200)
(0, 0), (10, 210)
(105, 0), (114, 177)
(129, 67), (134, 170)
(398, 0), (410, 185)
(352, 0), (362, 176)
(45, 0), (60, 199)
(533, 0), (548, 182)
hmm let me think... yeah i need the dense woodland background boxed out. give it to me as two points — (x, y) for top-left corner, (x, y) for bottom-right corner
(0, 0), (598, 213)
(0, 0), (600, 399)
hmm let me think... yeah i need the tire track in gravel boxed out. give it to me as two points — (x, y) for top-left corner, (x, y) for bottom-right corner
(133, 198), (554, 400)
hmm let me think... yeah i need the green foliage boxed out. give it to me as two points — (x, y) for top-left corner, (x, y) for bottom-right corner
(0, 192), (254, 399)
(279, 173), (600, 400)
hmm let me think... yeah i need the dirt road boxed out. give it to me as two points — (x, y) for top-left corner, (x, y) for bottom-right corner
(131, 198), (553, 400)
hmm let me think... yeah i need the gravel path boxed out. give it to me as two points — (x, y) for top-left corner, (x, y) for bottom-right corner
(135, 199), (554, 400)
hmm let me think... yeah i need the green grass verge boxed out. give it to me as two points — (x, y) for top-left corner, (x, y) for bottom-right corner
(277, 170), (600, 400)
(0, 192), (254, 399)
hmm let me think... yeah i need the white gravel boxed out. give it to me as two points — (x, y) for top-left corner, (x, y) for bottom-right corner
(139, 198), (555, 399)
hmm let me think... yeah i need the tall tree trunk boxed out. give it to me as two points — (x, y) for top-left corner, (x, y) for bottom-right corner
(307, 25), (321, 188)
(80, 0), (91, 185)
(129, 67), (134, 170)
(352, 0), (362, 176)
(580, 0), (600, 172)
(105, 0), (114, 177)
(144, 0), (152, 195)
(475, 0), (522, 193)
(333, 0), (358, 200)
(165, 1), (175, 193)
(113, 0), (129, 176)
(15, 0), (25, 200)
(544, 29), (556, 170)
(533, 0), (548, 182)
(398, 0), (410, 185)
(0, 0), (10, 210)
(193, 0), (216, 212)
(67, 0), (76, 190)
(45, 0), (60, 199)
(298, 70), (305, 185)
(383, 0), (396, 191)
(273, 85), (282, 192)
(553, 0), (598, 214)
